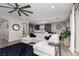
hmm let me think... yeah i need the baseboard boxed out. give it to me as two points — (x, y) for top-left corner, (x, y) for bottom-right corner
(69, 48), (76, 55)
(75, 49), (79, 53)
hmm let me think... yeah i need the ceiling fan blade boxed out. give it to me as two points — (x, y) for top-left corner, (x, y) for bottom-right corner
(21, 10), (33, 14)
(8, 9), (16, 13)
(6, 3), (15, 8)
(17, 11), (21, 16)
(19, 5), (31, 9)
(0, 5), (13, 9)
(15, 3), (18, 8)
(20, 10), (29, 16)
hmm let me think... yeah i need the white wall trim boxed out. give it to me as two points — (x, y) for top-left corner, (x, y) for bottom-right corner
(69, 4), (75, 54)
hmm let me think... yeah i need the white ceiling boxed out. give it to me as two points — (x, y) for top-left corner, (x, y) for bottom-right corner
(0, 3), (73, 24)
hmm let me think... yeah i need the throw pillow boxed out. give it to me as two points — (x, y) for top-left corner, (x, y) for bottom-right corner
(48, 34), (59, 43)
(30, 33), (36, 37)
(45, 35), (51, 40)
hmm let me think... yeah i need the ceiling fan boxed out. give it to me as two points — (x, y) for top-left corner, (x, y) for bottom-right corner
(0, 3), (33, 16)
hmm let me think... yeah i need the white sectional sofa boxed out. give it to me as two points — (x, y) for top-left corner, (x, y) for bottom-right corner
(33, 40), (55, 56)
(33, 34), (59, 56)
(21, 32), (60, 56)
(21, 32), (49, 44)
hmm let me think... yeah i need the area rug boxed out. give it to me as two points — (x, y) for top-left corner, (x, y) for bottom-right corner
(0, 43), (37, 56)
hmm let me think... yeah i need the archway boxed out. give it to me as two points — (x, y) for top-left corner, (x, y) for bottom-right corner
(0, 18), (9, 40)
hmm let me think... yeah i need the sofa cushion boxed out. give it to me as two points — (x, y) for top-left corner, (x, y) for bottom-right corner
(48, 34), (59, 43)
(34, 33), (45, 39)
(33, 40), (55, 56)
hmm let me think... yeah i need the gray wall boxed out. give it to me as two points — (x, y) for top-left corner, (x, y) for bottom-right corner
(51, 22), (67, 34)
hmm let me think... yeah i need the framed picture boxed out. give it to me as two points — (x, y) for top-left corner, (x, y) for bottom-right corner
(56, 24), (62, 29)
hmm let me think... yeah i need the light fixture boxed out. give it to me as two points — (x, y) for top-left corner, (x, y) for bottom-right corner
(51, 6), (55, 9)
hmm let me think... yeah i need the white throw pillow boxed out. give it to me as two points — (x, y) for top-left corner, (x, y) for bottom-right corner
(48, 34), (59, 43)
(44, 32), (49, 36)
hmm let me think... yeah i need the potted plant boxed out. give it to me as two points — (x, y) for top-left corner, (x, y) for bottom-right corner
(59, 27), (71, 48)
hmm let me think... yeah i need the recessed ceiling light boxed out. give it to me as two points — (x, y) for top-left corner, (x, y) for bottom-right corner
(51, 6), (55, 9)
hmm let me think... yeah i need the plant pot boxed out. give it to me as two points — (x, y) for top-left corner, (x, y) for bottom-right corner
(63, 37), (70, 48)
